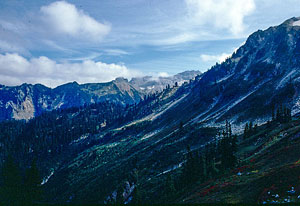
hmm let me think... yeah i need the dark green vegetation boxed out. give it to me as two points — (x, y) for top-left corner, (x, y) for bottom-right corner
(1, 99), (299, 204)
(0, 156), (41, 205)
(1, 85), (215, 204)
(2, 17), (300, 204)
(181, 115), (300, 204)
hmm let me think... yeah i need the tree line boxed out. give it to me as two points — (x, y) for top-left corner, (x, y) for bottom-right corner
(243, 104), (292, 139)
(161, 121), (238, 202)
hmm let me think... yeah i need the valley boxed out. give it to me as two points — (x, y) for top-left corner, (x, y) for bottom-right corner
(1, 17), (300, 205)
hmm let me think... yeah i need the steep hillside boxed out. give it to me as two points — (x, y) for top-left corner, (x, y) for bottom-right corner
(0, 71), (200, 121)
(180, 119), (300, 204)
(1, 17), (300, 205)
(153, 17), (300, 131)
(38, 17), (300, 204)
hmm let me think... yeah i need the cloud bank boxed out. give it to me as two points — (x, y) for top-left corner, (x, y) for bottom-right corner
(0, 53), (141, 88)
(40, 1), (111, 42)
(200, 53), (231, 63)
(185, 0), (255, 35)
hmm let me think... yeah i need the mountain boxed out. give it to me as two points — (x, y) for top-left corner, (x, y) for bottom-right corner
(153, 16), (300, 130)
(0, 80), (141, 121)
(1, 17), (300, 205)
(130, 70), (202, 93)
(37, 17), (300, 203)
(0, 71), (200, 121)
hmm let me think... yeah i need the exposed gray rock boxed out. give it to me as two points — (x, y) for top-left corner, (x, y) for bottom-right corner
(0, 71), (201, 121)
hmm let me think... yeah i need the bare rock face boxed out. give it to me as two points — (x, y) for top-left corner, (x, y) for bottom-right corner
(0, 71), (201, 121)
(129, 70), (202, 94)
(0, 81), (142, 121)
(11, 96), (35, 120)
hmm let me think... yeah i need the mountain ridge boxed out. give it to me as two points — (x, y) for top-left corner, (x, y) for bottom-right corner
(0, 70), (201, 121)
(1, 17), (300, 204)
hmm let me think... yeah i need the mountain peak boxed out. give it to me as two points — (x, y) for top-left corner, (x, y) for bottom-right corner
(281, 16), (300, 27)
(114, 77), (129, 83)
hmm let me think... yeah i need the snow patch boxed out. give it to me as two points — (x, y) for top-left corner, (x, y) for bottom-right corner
(41, 170), (54, 185)
(54, 101), (64, 109)
(140, 129), (161, 141)
(293, 20), (300, 26)
(70, 134), (89, 144)
(276, 69), (296, 89)
(155, 162), (184, 177)
(150, 94), (188, 121)
(196, 79), (270, 124)
(217, 74), (234, 83)
(190, 95), (221, 123)
(292, 96), (300, 115)
(106, 142), (120, 148)
(206, 83), (263, 121)
(243, 73), (250, 81)
(147, 85), (155, 90)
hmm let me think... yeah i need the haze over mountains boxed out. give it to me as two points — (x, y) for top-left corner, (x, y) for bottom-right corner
(2, 17), (300, 204)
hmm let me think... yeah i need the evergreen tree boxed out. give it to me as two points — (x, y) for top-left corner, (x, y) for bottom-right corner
(116, 185), (124, 204)
(274, 104), (292, 123)
(131, 169), (142, 205)
(219, 121), (237, 170)
(199, 155), (207, 180)
(182, 146), (194, 185)
(254, 124), (258, 133)
(181, 144), (212, 187)
(205, 143), (217, 177)
(249, 121), (253, 134)
(24, 159), (42, 205)
(243, 123), (249, 139)
(271, 105), (275, 121)
(0, 155), (23, 205)
(164, 173), (176, 202)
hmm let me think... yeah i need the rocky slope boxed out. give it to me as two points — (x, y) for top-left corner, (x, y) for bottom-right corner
(130, 70), (201, 93)
(0, 80), (141, 121)
(0, 71), (200, 121)
(150, 17), (300, 130)
(38, 17), (300, 203)
(2, 17), (300, 205)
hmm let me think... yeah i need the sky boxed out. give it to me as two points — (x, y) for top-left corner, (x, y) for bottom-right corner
(0, 0), (300, 87)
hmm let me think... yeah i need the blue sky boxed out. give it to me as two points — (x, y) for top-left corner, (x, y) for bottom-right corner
(0, 0), (300, 87)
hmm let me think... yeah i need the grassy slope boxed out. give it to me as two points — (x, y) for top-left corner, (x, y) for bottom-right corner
(42, 85), (218, 204)
(181, 119), (300, 204)
(41, 82), (300, 204)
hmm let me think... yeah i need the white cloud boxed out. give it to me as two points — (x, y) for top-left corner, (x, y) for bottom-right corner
(0, 40), (26, 54)
(104, 49), (130, 56)
(200, 53), (231, 63)
(40, 1), (111, 42)
(157, 72), (170, 77)
(154, 33), (197, 45)
(185, 0), (255, 35)
(0, 53), (141, 88)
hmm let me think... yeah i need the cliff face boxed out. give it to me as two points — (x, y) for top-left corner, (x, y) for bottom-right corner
(0, 81), (141, 121)
(0, 71), (200, 121)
